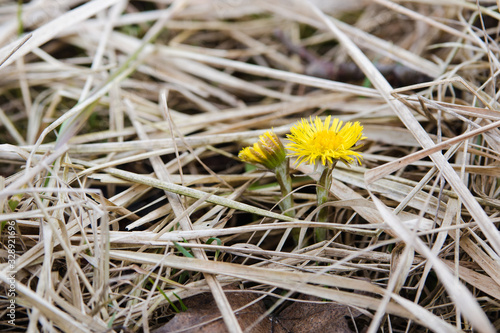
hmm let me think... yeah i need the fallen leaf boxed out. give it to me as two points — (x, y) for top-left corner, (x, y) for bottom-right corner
(153, 289), (276, 333)
(275, 295), (362, 333)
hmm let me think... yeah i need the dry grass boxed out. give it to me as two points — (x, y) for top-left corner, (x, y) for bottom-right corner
(1, 0), (500, 332)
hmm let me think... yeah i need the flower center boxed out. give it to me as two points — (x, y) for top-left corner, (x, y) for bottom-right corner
(312, 131), (341, 151)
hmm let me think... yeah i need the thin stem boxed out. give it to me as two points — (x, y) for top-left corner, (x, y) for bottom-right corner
(275, 159), (301, 245)
(315, 162), (335, 241)
(274, 160), (294, 217)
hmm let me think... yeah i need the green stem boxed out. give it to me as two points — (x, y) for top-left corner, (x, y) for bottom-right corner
(315, 163), (335, 241)
(274, 160), (294, 217)
(17, 0), (23, 35)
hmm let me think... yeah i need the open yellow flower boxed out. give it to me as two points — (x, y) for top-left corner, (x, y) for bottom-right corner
(287, 116), (366, 167)
(239, 130), (286, 170)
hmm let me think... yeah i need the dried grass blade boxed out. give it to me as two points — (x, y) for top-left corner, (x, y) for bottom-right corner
(442, 260), (500, 300)
(0, 0), (122, 69)
(108, 249), (458, 332)
(371, 195), (495, 333)
(77, 160), (296, 222)
(0, 33), (31, 68)
(96, 222), (378, 244)
(0, 144), (68, 201)
(164, 91), (243, 332)
(365, 119), (500, 183)
(0, 272), (103, 332)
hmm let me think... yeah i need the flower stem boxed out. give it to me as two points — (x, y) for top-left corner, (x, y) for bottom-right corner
(274, 160), (300, 244)
(274, 160), (294, 217)
(315, 163), (335, 241)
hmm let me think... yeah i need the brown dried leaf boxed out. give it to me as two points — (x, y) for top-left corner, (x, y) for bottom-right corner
(275, 295), (362, 333)
(153, 290), (271, 333)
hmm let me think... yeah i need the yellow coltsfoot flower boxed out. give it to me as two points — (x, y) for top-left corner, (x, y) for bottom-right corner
(238, 130), (286, 170)
(239, 130), (295, 219)
(287, 115), (366, 167)
(287, 115), (366, 242)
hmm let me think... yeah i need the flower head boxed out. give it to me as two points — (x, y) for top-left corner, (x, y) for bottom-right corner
(239, 130), (286, 170)
(287, 116), (366, 167)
